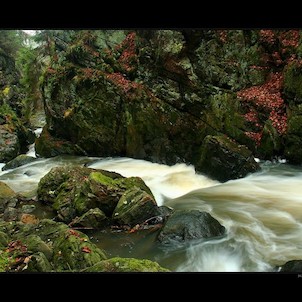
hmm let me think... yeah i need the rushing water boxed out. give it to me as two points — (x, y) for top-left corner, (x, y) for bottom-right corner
(1, 138), (302, 272)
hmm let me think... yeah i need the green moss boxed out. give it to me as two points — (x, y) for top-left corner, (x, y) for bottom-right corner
(0, 250), (10, 272)
(86, 257), (169, 272)
(0, 181), (16, 199)
(2, 86), (10, 96)
(89, 172), (116, 186)
(284, 62), (302, 100)
(53, 229), (107, 271)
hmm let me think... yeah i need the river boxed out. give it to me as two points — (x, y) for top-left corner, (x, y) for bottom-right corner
(1, 135), (302, 272)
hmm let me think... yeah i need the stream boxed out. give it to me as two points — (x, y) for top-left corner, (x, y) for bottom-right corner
(1, 133), (302, 272)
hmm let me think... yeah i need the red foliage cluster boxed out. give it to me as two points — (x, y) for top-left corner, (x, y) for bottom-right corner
(6, 240), (27, 254)
(116, 32), (138, 73)
(238, 72), (287, 142)
(259, 30), (276, 45)
(237, 72), (284, 110)
(106, 72), (140, 93)
(244, 131), (262, 145)
(280, 30), (300, 48)
(244, 110), (260, 126)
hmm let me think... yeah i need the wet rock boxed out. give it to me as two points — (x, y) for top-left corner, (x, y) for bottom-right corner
(196, 135), (260, 182)
(69, 208), (108, 229)
(279, 260), (302, 272)
(37, 166), (160, 228)
(86, 257), (169, 272)
(2, 154), (36, 171)
(158, 209), (225, 244)
(112, 187), (160, 227)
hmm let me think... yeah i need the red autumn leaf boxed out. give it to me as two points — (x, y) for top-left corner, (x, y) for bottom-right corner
(82, 246), (91, 253)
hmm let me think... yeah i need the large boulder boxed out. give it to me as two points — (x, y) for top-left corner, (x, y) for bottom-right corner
(195, 135), (260, 182)
(37, 166), (160, 228)
(157, 209), (226, 244)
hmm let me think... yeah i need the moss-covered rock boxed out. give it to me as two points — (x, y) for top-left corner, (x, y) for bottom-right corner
(112, 188), (160, 227)
(157, 209), (226, 244)
(196, 135), (260, 182)
(37, 166), (160, 228)
(86, 257), (169, 272)
(2, 154), (36, 171)
(52, 228), (107, 271)
(0, 219), (108, 272)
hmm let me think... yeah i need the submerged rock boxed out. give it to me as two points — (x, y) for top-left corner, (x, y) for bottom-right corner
(196, 135), (260, 182)
(2, 154), (36, 171)
(86, 257), (169, 272)
(157, 209), (225, 244)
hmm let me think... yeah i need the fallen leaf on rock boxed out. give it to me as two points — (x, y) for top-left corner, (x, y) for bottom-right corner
(82, 246), (91, 253)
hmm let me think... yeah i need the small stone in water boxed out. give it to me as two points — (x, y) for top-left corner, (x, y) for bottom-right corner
(123, 201), (127, 205)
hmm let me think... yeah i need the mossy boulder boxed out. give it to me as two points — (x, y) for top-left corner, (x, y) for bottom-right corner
(52, 228), (107, 271)
(279, 260), (302, 272)
(112, 187), (160, 227)
(86, 257), (169, 272)
(37, 166), (159, 228)
(0, 219), (107, 272)
(196, 135), (260, 182)
(157, 209), (226, 244)
(2, 154), (36, 171)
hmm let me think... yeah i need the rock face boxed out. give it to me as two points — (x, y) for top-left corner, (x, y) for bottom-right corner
(36, 29), (294, 181)
(0, 32), (35, 163)
(37, 165), (161, 228)
(196, 135), (260, 182)
(157, 209), (226, 244)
